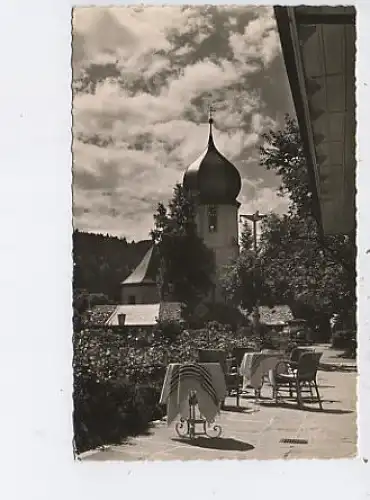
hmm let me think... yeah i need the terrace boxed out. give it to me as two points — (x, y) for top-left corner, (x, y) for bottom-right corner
(80, 344), (356, 461)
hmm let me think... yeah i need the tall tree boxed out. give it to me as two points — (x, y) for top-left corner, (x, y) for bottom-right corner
(260, 114), (356, 277)
(222, 115), (356, 337)
(222, 219), (270, 312)
(240, 220), (254, 253)
(221, 249), (273, 313)
(260, 115), (313, 219)
(259, 213), (355, 323)
(151, 184), (215, 313)
(73, 231), (151, 300)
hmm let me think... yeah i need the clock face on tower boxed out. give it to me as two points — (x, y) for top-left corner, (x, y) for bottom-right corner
(207, 205), (218, 233)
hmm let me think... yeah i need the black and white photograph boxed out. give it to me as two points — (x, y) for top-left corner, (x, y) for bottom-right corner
(72, 5), (357, 461)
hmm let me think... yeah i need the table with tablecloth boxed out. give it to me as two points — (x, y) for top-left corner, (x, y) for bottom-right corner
(239, 352), (284, 395)
(160, 362), (227, 425)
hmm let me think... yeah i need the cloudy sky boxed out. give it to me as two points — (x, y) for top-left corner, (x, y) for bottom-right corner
(72, 5), (295, 241)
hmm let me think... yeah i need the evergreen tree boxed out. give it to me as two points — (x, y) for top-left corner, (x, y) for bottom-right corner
(240, 220), (254, 253)
(151, 183), (215, 313)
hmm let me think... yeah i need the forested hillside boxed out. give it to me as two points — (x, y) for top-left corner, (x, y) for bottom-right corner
(73, 230), (152, 301)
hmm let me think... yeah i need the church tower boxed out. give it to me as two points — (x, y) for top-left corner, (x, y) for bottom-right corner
(183, 110), (242, 302)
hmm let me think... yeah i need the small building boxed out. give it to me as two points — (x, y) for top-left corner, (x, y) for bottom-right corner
(106, 303), (161, 327)
(120, 245), (160, 305)
(249, 305), (294, 331)
(83, 244), (183, 331)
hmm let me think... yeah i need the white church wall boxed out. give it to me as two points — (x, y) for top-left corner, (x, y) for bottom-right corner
(121, 283), (160, 305)
(196, 203), (240, 302)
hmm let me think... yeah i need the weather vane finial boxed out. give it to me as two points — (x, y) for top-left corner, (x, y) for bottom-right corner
(207, 102), (215, 147)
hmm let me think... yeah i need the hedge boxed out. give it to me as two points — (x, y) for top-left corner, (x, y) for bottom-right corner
(73, 321), (271, 454)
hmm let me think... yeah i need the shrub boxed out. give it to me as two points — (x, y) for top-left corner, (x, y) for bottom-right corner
(73, 369), (164, 454)
(153, 319), (183, 344)
(73, 330), (167, 454)
(204, 304), (248, 330)
(332, 330), (356, 350)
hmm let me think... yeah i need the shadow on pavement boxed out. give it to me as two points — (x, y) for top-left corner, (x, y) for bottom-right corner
(258, 401), (353, 414)
(319, 363), (357, 373)
(172, 436), (254, 452)
(222, 404), (253, 413)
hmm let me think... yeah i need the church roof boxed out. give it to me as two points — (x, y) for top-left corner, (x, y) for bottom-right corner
(183, 115), (241, 204)
(106, 303), (161, 326)
(121, 245), (158, 286)
(104, 301), (183, 327)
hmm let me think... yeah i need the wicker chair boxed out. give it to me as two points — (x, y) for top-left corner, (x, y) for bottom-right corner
(273, 352), (323, 409)
(198, 349), (240, 407)
(287, 347), (312, 368)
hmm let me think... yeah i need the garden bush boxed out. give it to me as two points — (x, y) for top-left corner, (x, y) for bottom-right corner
(73, 371), (165, 454)
(331, 330), (356, 350)
(73, 321), (267, 454)
(73, 329), (168, 454)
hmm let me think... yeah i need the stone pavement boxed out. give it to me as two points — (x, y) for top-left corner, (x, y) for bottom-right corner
(81, 345), (357, 461)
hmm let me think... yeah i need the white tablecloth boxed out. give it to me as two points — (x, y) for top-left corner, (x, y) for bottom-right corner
(160, 363), (227, 425)
(240, 352), (284, 390)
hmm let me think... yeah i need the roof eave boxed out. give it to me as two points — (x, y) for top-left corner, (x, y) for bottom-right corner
(274, 6), (324, 238)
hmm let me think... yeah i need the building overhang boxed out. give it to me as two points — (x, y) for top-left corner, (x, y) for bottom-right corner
(274, 6), (356, 236)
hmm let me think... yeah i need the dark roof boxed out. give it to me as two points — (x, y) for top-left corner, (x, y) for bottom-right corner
(183, 118), (241, 205)
(249, 305), (293, 326)
(121, 245), (158, 285)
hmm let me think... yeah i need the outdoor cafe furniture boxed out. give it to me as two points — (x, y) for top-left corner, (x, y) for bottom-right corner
(272, 351), (323, 409)
(286, 347), (313, 368)
(239, 351), (284, 400)
(232, 347), (255, 367)
(198, 349), (241, 407)
(160, 362), (227, 439)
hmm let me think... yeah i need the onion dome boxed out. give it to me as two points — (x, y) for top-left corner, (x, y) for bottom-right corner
(183, 113), (241, 205)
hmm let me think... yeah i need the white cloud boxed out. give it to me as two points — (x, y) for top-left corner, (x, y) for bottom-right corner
(229, 8), (280, 68)
(165, 59), (239, 104)
(72, 6), (289, 240)
(73, 6), (201, 78)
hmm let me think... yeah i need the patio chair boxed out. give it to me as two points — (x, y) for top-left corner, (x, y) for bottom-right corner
(273, 352), (323, 409)
(230, 347), (256, 399)
(198, 348), (227, 372)
(232, 347), (254, 368)
(287, 347), (312, 368)
(198, 349), (241, 407)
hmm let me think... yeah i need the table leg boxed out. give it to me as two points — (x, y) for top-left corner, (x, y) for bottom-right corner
(254, 388), (261, 402)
